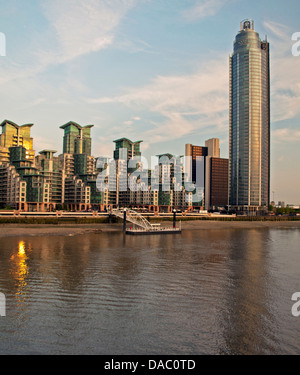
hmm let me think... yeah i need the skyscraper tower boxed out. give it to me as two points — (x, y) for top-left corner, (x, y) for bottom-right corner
(229, 20), (270, 214)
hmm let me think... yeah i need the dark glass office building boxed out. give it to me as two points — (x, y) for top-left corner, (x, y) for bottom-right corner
(208, 157), (229, 209)
(229, 20), (270, 214)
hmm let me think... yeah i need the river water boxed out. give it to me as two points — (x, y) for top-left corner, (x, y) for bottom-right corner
(0, 228), (299, 355)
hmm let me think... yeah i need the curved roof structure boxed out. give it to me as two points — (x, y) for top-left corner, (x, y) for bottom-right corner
(60, 121), (94, 130)
(0, 120), (34, 129)
(113, 137), (143, 144)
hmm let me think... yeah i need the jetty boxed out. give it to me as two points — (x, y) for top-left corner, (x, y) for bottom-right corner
(111, 208), (182, 235)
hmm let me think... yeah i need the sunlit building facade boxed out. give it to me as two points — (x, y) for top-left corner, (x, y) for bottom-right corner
(185, 139), (229, 210)
(0, 120), (35, 163)
(229, 20), (270, 214)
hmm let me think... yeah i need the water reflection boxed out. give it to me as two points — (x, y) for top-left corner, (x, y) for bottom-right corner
(18, 241), (26, 256)
(221, 229), (278, 354)
(9, 241), (31, 305)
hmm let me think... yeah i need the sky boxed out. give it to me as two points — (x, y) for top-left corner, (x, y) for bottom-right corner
(0, 0), (300, 204)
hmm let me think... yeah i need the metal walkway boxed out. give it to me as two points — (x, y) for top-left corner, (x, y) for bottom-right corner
(112, 208), (153, 230)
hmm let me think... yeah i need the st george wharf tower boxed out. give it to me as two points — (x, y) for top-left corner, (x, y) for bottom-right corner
(229, 20), (270, 214)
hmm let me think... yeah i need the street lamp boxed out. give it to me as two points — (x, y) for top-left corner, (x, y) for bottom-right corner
(173, 209), (177, 229)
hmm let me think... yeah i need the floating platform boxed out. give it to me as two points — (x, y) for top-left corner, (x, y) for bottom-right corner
(126, 228), (182, 235)
(112, 208), (182, 235)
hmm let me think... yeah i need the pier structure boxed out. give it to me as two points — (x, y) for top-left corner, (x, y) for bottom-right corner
(111, 208), (181, 235)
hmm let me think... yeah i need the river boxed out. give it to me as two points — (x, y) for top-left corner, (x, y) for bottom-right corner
(0, 228), (299, 354)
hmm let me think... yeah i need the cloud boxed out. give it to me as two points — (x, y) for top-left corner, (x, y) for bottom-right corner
(0, 0), (139, 85)
(88, 55), (229, 143)
(32, 135), (58, 152)
(272, 128), (300, 143)
(124, 120), (134, 126)
(123, 116), (141, 126)
(263, 20), (300, 123)
(88, 18), (300, 149)
(263, 20), (290, 42)
(38, 0), (139, 65)
(182, 0), (232, 21)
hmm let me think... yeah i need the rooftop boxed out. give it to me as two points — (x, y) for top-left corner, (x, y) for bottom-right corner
(60, 121), (94, 130)
(113, 137), (143, 144)
(0, 120), (34, 129)
(39, 150), (57, 155)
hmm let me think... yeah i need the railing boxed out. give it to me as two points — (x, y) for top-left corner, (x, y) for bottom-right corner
(111, 208), (183, 232)
(112, 208), (153, 230)
(0, 210), (234, 219)
(125, 227), (181, 233)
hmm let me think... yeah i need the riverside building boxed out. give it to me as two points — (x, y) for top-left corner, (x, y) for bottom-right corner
(229, 20), (270, 215)
(0, 120), (229, 213)
(185, 138), (229, 211)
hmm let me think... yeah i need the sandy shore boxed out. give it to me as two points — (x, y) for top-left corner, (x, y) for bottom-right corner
(0, 224), (123, 238)
(0, 220), (299, 238)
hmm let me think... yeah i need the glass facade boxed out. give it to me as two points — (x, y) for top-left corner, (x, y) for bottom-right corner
(209, 157), (229, 208)
(0, 121), (35, 163)
(60, 122), (93, 156)
(229, 20), (270, 212)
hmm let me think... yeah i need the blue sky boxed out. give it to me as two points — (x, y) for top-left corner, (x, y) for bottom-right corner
(0, 0), (300, 203)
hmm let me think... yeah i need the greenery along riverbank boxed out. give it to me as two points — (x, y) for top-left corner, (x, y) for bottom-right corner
(0, 215), (299, 225)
